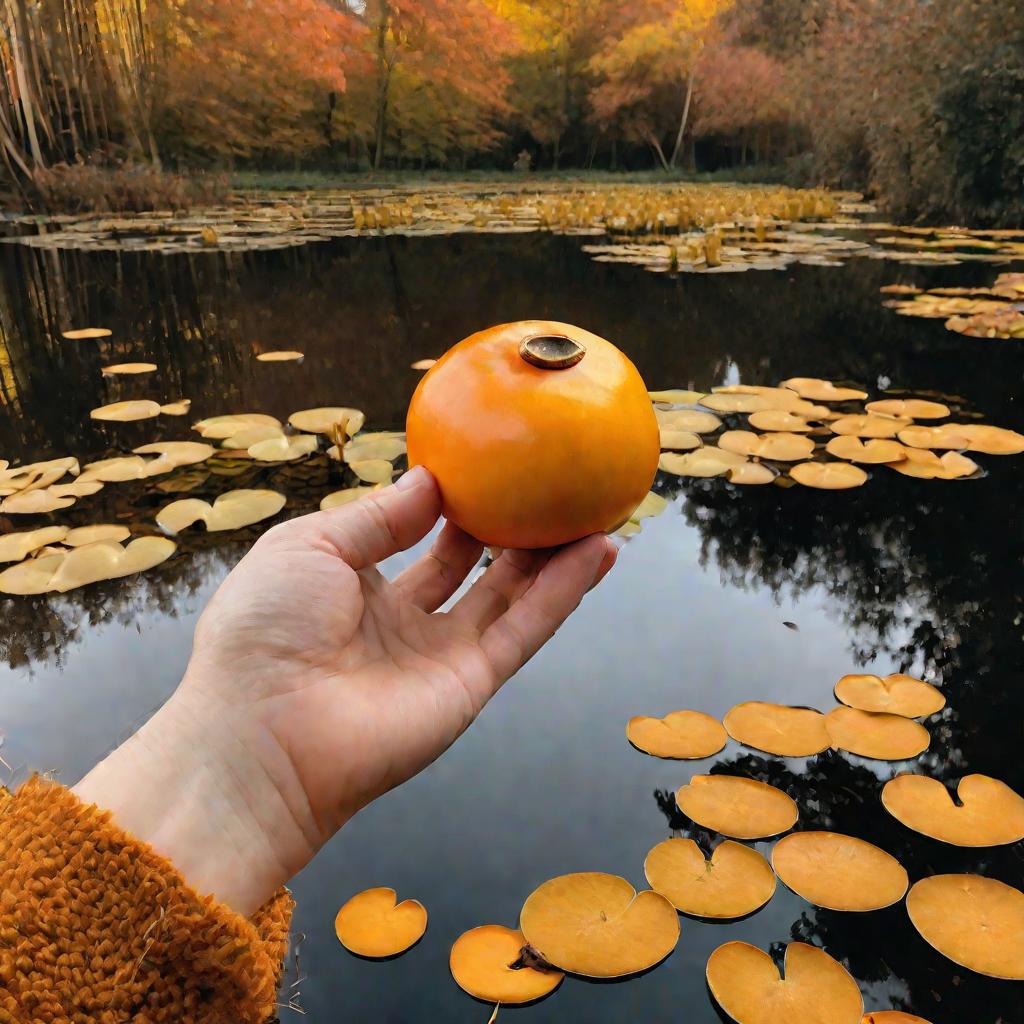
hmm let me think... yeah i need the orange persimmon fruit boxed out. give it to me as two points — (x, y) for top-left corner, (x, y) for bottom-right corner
(406, 321), (659, 548)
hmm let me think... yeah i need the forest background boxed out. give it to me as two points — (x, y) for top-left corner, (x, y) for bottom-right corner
(1, 0), (1021, 224)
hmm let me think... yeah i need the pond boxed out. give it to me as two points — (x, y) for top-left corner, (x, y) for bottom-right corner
(1, 217), (1023, 1024)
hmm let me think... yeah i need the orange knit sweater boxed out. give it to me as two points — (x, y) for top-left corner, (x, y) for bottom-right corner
(0, 776), (293, 1023)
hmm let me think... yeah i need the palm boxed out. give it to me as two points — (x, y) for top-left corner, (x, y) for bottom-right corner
(183, 467), (614, 848)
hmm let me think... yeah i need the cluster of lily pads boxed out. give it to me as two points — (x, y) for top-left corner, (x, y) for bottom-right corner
(882, 272), (1024, 340)
(4, 182), (848, 257)
(633, 378), (1024, 497)
(332, 668), (1023, 1022)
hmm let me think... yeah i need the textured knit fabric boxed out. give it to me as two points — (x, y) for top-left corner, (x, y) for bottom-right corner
(0, 776), (293, 1024)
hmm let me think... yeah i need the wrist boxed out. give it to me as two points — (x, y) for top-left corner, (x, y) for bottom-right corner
(73, 685), (321, 917)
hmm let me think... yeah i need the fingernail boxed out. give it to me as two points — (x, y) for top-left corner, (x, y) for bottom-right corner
(396, 465), (430, 491)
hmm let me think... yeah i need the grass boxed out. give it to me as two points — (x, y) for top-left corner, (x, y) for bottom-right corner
(231, 164), (800, 192)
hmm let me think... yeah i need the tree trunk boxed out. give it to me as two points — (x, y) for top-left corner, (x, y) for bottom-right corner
(372, 3), (391, 171)
(645, 131), (671, 172)
(669, 66), (696, 169)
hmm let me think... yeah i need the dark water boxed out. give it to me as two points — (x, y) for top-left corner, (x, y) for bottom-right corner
(1, 232), (1023, 1024)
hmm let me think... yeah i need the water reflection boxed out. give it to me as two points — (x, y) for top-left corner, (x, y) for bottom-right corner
(1, 234), (1023, 1022)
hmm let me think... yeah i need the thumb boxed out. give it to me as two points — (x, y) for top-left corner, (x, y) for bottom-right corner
(315, 465), (442, 570)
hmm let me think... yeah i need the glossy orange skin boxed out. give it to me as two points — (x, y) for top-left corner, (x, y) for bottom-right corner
(406, 321), (659, 548)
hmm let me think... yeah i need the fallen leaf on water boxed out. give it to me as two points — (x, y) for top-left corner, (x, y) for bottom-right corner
(881, 774), (1024, 847)
(0, 537), (175, 595)
(649, 388), (706, 404)
(728, 461), (777, 485)
(655, 408), (722, 434)
(193, 413), (283, 440)
(343, 433), (407, 463)
(897, 424), (973, 450)
(781, 378), (867, 402)
(888, 450), (978, 479)
(723, 702), (830, 757)
(906, 874), (1024, 980)
(719, 431), (815, 462)
(449, 925), (563, 1004)
(659, 447), (746, 478)
(156, 490), (286, 534)
(866, 399), (950, 420)
(101, 362), (157, 375)
(133, 442), (217, 476)
(49, 478), (104, 498)
(644, 838), (775, 919)
(79, 456), (149, 482)
(626, 710), (727, 760)
(675, 775), (799, 839)
(289, 407), (366, 436)
(824, 707), (930, 760)
(519, 872), (679, 978)
(411, 358), (437, 371)
(830, 414), (911, 438)
(256, 350), (304, 362)
(90, 400), (162, 422)
(659, 429), (702, 451)
(62, 327), (111, 340)
(64, 524), (131, 547)
(0, 526), (68, 563)
(0, 489), (76, 514)
(249, 434), (318, 463)
(825, 436), (906, 464)
(351, 459), (395, 484)
(159, 399), (191, 416)
(334, 887), (427, 958)
(771, 831), (908, 911)
(834, 673), (945, 718)
(321, 487), (377, 511)
(789, 462), (868, 490)
(747, 410), (812, 433)
(706, 942), (863, 1024)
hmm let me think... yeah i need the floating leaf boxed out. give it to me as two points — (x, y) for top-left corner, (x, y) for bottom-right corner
(834, 673), (945, 718)
(824, 707), (929, 760)
(194, 413), (283, 440)
(626, 710), (727, 760)
(90, 400), (162, 422)
(157, 490), (286, 534)
(659, 447), (746, 478)
(626, 491), (668, 525)
(49, 479), (104, 499)
(831, 414), (911, 438)
(0, 456), (80, 495)
(706, 942), (863, 1024)
(866, 399), (950, 419)
(659, 429), (702, 451)
(747, 410), (812, 433)
(62, 327), (111, 340)
(789, 462), (868, 490)
(729, 461), (777, 485)
(159, 399), (191, 416)
(449, 925), (563, 1004)
(64, 524), (131, 547)
(881, 774), (1024, 847)
(649, 389), (706, 404)
(289, 407), (366, 436)
(101, 362), (157, 375)
(772, 832), (908, 911)
(411, 358), (437, 371)
(334, 887), (427, 958)
(723, 702), (830, 757)
(644, 838), (775, 919)
(0, 537), (175, 595)
(825, 437), (907, 464)
(220, 424), (285, 449)
(0, 526), (68, 564)
(518, 872), (679, 978)
(249, 434), (318, 462)
(343, 433), (407, 463)
(79, 456), (148, 482)
(888, 450), (978, 480)
(655, 408), (722, 434)
(351, 459), (395, 484)
(897, 424), (973, 450)
(719, 431), (815, 462)
(906, 875), (1024, 980)
(675, 775), (798, 839)
(256, 350), (304, 362)
(782, 378), (867, 402)
(133, 442), (217, 476)
(0, 489), (76, 514)
(321, 487), (376, 511)
(960, 425), (1024, 455)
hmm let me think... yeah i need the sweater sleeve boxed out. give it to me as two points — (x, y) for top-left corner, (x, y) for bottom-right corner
(0, 775), (293, 1024)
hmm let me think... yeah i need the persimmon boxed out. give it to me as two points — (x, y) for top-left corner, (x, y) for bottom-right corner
(406, 321), (659, 548)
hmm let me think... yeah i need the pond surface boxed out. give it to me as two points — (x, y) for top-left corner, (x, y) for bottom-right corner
(1, 228), (1023, 1024)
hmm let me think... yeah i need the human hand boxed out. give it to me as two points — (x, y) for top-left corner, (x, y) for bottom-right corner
(74, 467), (616, 915)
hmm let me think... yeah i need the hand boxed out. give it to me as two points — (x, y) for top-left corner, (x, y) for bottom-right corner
(74, 467), (616, 915)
